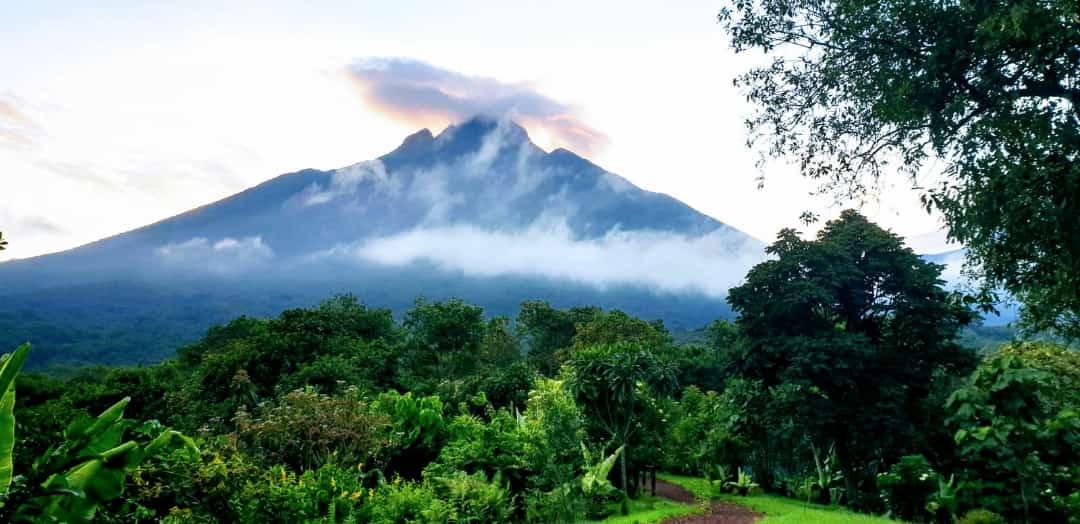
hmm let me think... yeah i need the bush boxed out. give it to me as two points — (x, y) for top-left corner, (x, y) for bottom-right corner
(235, 387), (390, 471)
(876, 455), (939, 522)
(372, 390), (447, 479)
(365, 479), (448, 524)
(430, 470), (515, 523)
(232, 464), (367, 524)
(956, 509), (1006, 524)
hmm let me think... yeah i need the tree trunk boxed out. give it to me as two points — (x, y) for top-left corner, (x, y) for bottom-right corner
(621, 449), (629, 496)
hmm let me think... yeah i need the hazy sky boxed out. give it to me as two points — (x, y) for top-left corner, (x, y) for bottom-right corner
(0, 1), (954, 262)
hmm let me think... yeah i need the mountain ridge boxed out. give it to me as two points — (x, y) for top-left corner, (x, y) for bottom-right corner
(0, 117), (764, 367)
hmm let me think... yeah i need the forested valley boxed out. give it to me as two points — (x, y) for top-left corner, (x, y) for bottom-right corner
(2, 212), (1078, 523)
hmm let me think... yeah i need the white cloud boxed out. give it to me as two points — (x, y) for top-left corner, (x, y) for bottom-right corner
(155, 236), (274, 274)
(293, 159), (393, 207)
(343, 221), (763, 297)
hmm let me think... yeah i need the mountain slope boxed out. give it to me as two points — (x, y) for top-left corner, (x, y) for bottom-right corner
(0, 118), (763, 368)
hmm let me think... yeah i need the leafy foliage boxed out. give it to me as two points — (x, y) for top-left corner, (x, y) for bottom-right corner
(947, 344), (1080, 521)
(728, 210), (975, 502)
(719, 0), (1080, 337)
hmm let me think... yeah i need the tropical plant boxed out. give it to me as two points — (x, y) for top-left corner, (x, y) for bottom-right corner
(430, 470), (514, 524)
(876, 455), (941, 522)
(0, 343), (197, 522)
(371, 390), (446, 479)
(565, 341), (677, 495)
(724, 467), (760, 496)
(947, 348), (1080, 522)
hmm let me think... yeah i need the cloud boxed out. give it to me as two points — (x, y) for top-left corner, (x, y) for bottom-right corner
(0, 98), (43, 149)
(346, 57), (609, 155)
(328, 221), (763, 297)
(293, 159), (394, 207)
(155, 236), (274, 274)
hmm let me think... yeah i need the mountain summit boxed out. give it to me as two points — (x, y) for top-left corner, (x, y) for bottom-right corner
(0, 117), (763, 367)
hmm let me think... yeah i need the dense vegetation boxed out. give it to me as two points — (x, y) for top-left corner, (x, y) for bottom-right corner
(719, 0), (1080, 339)
(2, 212), (1077, 523)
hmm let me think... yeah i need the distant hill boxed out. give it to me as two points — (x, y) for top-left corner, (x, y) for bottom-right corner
(0, 117), (765, 368)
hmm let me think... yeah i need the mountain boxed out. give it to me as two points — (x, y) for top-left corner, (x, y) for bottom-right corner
(0, 118), (764, 368)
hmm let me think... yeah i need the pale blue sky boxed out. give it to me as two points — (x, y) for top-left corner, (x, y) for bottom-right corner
(0, 1), (950, 260)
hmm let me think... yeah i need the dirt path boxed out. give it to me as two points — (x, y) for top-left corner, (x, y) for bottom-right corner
(653, 480), (762, 524)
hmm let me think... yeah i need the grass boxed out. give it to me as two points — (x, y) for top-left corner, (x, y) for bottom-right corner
(658, 473), (900, 524)
(582, 495), (699, 523)
(720, 493), (899, 523)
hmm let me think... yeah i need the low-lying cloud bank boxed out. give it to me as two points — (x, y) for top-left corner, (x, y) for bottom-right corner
(155, 236), (274, 274)
(336, 222), (764, 297)
(346, 58), (608, 155)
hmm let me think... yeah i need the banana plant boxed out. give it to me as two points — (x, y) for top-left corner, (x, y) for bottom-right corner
(580, 444), (623, 498)
(0, 344), (197, 522)
(724, 467), (760, 496)
(0, 344), (31, 494)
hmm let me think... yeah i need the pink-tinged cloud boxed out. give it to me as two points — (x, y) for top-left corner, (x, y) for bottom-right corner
(0, 99), (42, 149)
(346, 58), (608, 155)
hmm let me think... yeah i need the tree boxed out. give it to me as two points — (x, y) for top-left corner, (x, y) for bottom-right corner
(727, 211), (975, 500)
(719, 0), (1080, 337)
(403, 298), (486, 384)
(946, 344), (1080, 522)
(517, 301), (600, 376)
(480, 317), (522, 368)
(564, 341), (677, 496)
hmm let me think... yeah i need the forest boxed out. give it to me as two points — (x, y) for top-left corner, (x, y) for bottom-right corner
(1, 211), (1078, 523)
(2, 0), (1078, 522)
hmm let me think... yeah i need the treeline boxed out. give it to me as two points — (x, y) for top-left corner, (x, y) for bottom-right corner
(3, 211), (1079, 523)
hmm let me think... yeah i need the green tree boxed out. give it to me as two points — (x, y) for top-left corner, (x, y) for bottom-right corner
(719, 0), (1080, 337)
(947, 343), (1080, 522)
(517, 301), (599, 376)
(570, 310), (672, 352)
(564, 341), (677, 496)
(676, 319), (745, 392)
(480, 317), (522, 368)
(727, 211), (975, 499)
(402, 298), (486, 386)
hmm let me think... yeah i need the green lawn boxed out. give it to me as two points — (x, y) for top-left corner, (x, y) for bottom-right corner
(582, 495), (699, 523)
(659, 473), (901, 524)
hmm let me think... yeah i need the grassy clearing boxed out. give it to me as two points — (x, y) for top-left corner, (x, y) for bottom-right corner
(720, 493), (898, 523)
(658, 473), (900, 524)
(583, 495), (699, 523)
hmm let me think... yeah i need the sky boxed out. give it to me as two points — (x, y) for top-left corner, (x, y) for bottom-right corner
(0, 0), (955, 262)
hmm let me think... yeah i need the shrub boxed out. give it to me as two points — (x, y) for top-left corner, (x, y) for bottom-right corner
(372, 390), (446, 479)
(430, 470), (514, 523)
(876, 455), (939, 522)
(232, 464), (367, 524)
(956, 509), (1006, 524)
(665, 387), (746, 477)
(365, 479), (448, 524)
(235, 387), (389, 471)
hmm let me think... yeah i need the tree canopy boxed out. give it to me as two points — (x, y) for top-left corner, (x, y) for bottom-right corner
(719, 0), (1080, 337)
(727, 210), (976, 494)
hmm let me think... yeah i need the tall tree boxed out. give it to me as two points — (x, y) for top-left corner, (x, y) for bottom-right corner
(727, 210), (975, 497)
(719, 0), (1080, 337)
(517, 301), (600, 375)
(565, 341), (677, 496)
(403, 298), (485, 383)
